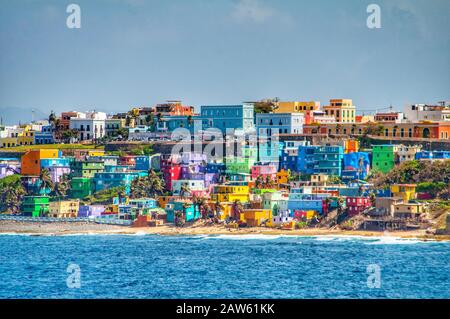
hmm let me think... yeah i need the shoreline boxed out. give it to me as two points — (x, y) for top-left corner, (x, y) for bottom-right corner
(1, 220), (449, 241)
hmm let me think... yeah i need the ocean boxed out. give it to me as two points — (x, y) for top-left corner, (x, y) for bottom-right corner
(0, 234), (449, 299)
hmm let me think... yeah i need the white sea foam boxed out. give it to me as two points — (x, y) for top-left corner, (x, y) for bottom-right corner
(364, 237), (426, 245)
(204, 234), (283, 240)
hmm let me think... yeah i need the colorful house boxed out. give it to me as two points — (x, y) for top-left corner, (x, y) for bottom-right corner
(390, 184), (417, 202)
(22, 196), (50, 217)
(342, 152), (370, 180)
(276, 169), (290, 185)
(34, 125), (54, 145)
(280, 148), (298, 172)
(41, 158), (71, 183)
(251, 164), (277, 180)
(70, 177), (93, 199)
(287, 189), (329, 214)
(240, 209), (272, 227)
(21, 149), (60, 176)
(71, 160), (104, 178)
(172, 179), (207, 197)
(200, 103), (255, 134)
(415, 150), (450, 161)
(78, 205), (105, 218)
(297, 146), (319, 175)
(343, 140), (359, 154)
(346, 197), (371, 216)
(211, 183), (250, 203)
(165, 200), (200, 223)
(255, 112), (304, 136)
(48, 200), (79, 218)
(93, 171), (146, 194)
(372, 145), (397, 173)
(313, 145), (344, 176)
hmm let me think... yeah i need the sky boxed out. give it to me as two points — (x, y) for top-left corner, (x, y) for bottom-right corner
(0, 0), (449, 119)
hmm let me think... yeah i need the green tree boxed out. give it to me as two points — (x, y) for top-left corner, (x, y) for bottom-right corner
(39, 168), (54, 195)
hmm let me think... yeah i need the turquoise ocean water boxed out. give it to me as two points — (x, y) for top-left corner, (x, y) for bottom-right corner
(0, 234), (449, 298)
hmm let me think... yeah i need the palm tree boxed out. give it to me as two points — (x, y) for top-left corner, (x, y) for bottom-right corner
(214, 200), (224, 219)
(232, 200), (244, 221)
(54, 174), (70, 198)
(264, 175), (274, 189)
(192, 195), (208, 219)
(187, 115), (193, 127)
(255, 175), (264, 189)
(180, 182), (191, 199)
(147, 169), (165, 196)
(1, 183), (26, 214)
(39, 168), (54, 195)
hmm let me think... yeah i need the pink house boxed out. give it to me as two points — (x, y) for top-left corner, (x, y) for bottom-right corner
(251, 164), (277, 180)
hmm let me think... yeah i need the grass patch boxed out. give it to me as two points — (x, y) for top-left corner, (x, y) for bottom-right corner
(0, 144), (104, 152)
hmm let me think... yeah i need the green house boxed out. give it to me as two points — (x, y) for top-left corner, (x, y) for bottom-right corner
(372, 145), (396, 173)
(70, 177), (93, 199)
(225, 145), (257, 174)
(71, 160), (104, 178)
(22, 196), (50, 217)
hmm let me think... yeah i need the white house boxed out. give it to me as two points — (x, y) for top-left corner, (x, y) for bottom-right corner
(69, 111), (106, 141)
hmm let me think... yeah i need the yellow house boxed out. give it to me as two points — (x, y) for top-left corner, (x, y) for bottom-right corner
(17, 129), (35, 146)
(240, 209), (272, 227)
(323, 99), (356, 123)
(274, 101), (320, 113)
(390, 184), (417, 202)
(1, 137), (18, 148)
(88, 150), (105, 157)
(276, 169), (289, 185)
(207, 201), (233, 220)
(211, 184), (250, 203)
(49, 200), (79, 218)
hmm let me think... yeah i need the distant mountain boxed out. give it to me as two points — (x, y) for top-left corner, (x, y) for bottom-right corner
(0, 107), (48, 126)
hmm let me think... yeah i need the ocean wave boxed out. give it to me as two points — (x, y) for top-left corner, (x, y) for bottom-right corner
(364, 237), (427, 245)
(201, 234), (284, 240)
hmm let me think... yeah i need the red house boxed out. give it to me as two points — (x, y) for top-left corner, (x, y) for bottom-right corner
(161, 157), (181, 191)
(346, 197), (371, 216)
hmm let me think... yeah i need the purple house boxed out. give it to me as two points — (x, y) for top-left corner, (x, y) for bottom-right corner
(49, 166), (71, 183)
(78, 205), (105, 218)
(0, 162), (20, 178)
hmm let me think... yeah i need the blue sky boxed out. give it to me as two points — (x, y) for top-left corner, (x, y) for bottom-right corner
(0, 0), (449, 117)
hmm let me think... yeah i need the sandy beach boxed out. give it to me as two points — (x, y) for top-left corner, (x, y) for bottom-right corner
(1, 220), (448, 240)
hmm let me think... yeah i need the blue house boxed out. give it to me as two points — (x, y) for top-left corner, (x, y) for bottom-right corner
(200, 103), (255, 134)
(280, 149), (298, 171)
(135, 155), (151, 171)
(313, 145), (344, 176)
(297, 146), (319, 175)
(287, 189), (329, 214)
(415, 151), (450, 160)
(255, 113), (304, 136)
(34, 125), (54, 145)
(342, 152), (370, 180)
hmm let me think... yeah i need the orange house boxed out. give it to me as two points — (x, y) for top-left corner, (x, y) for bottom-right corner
(21, 149), (59, 176)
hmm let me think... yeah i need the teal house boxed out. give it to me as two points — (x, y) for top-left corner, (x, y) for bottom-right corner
(313, 145), (344, 176)
(165, 201), (200, 223)
(93, 171), (148, 194)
